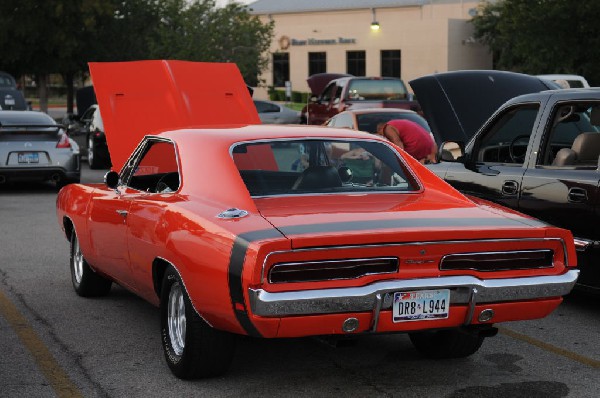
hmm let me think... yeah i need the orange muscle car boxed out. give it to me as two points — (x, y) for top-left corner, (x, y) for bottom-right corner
(56, 61), (578, 379)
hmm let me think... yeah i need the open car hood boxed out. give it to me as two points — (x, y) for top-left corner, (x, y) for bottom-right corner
(89, 60), (260, 172)
(306, 73), (352, 96)
(409, 70), (558, 143)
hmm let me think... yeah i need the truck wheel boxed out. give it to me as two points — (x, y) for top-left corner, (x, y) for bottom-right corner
(409, 329), (484, 359)
(70, 231), (112, 297)
(87, 136), (100, 169)
(160, 266), (236, 379)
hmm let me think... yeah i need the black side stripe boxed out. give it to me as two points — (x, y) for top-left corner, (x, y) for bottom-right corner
(228, 229), (282, 337)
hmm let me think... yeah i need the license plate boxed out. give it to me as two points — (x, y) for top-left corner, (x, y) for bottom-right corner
(393, 289), (450, 322)
(18, 152), (39, 163)
(5, 98), (15, 105)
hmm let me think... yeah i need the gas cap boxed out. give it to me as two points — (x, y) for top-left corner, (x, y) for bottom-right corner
(217, 208), (249, 219)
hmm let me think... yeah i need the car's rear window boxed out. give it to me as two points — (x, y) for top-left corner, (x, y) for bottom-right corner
(346, 79), (408, 100)
(232, 139), (420, 196)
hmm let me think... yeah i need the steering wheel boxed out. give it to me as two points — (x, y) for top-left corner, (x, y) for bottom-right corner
(508, 134), (530, 163)
(155, 172), (179, 193)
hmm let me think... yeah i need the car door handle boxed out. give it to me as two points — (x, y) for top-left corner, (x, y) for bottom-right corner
(568, 187), (588, 203)
(502, 180), (519, 195)
(116, 210), (128, 217)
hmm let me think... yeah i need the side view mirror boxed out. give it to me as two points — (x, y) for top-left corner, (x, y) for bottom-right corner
(104, 171), (120, 189)
(438, 141), (465, 162)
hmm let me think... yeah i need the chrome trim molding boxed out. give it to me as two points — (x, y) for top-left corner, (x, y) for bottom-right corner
(260, 237), (571, 282)
(248, 270), (579, 317)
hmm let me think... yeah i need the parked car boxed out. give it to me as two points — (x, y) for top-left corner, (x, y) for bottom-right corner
(324, 108), (431, 134)
(0, 71), (28, 110)
(254, 99), (301, 124)
(301, 74), (421, 125)
(56, 60), (578, 379)
(411, 70), (600, 292)
(65, 104), (110, 169)
(0, 111), (80, 187)
(537, 74), (590, 88)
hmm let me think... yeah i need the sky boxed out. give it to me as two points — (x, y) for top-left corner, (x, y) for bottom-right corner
(215, 0), (254, 7)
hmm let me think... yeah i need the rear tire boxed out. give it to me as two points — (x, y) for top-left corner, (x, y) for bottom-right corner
(70, 231), (112, 297)
(409, 328), (484, 359)
(160, 266), (236, 379)
(87, 136), (101, 169)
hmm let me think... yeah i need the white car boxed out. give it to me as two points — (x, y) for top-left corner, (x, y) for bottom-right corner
(537, 74), (590, 88)
(253, 100), (301, 124)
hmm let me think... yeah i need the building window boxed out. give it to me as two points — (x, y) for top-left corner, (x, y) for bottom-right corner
(381, 50), (401, 78)
(346, 51), (366, 76)
(309, 52), (327, 76)
(273, 53), (289, 87)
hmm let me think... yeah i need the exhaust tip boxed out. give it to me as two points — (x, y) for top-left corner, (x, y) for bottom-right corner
(478, 309), (495, 323)
(342, 318), (359, 333)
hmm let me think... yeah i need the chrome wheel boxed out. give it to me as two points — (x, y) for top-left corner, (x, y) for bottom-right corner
(168, 282), (186, 356)
(72, 235), (84, 284)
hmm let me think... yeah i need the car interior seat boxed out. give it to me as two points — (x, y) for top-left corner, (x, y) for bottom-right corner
(292, 165), (342, 190)
(553, 132), (600, 166)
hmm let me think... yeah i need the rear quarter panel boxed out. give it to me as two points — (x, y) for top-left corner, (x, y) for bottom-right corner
(56, 183), (98, 255)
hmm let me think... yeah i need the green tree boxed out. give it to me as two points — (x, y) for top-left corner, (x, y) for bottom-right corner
(150, 0), (274, 86)
(472, 0), (600, 85)
(0, 1), (114, 113)
(0, 0), (273, 113)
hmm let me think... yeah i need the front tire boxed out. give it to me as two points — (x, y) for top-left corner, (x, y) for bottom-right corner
(160, 266), (236, 379)
(87, 135), (101, 169)
(409, 328), (484, 359)
(70, 231), (112, 297)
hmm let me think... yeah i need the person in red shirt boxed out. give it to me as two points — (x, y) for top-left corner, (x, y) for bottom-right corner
(377, 119), (437, 164)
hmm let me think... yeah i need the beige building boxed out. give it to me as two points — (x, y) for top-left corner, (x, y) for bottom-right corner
(248, 0), (493, 99)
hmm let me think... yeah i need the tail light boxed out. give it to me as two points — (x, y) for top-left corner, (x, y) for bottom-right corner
(268, 257), (398, 283)
(440, 250), (554, 271)
(56, 134), (71, 148)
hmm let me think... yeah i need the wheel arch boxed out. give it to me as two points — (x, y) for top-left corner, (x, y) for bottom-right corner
(153, 257), (213, 327)
(62, 216), (75, 241)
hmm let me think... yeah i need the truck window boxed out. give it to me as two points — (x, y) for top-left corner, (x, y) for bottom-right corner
(540, 102), (600, 168)
(475, 104), (539, 165)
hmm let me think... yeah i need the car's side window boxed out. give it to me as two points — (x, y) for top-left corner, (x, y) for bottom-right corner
(127, 140), (180, 193)
(475, 104), (539, 165)
(539, 102), (600, 168)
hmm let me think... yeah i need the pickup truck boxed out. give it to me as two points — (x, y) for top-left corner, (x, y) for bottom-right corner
(411, 70), (600, 292)
(301, 74), (421, 125)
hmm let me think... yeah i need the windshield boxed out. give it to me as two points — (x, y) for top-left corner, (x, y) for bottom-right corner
(232, 139), (419, 196)
(346, 79), (408, 100)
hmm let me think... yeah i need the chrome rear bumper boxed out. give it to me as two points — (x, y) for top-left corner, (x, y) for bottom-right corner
(248, 270), (579, 317)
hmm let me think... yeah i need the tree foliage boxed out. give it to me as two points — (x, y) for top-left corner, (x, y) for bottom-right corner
(150, 0), (273, 86)
(0, 0), (273, 111)
(472, 0), (600, 85)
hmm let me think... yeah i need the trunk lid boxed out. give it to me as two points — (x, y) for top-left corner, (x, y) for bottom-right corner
(254, 194), (547, 249)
